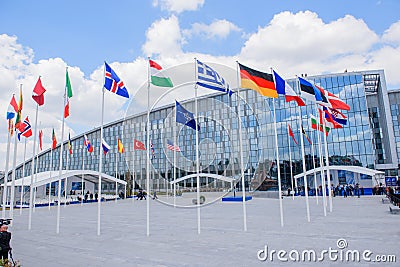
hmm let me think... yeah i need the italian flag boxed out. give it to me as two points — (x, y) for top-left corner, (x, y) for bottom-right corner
(149, 60), (173, 87)
(64, 70), (73, 118)
(310, 114), (330, 136)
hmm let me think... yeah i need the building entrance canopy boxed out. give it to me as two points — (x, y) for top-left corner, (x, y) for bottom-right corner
(293, 165), (385, 180)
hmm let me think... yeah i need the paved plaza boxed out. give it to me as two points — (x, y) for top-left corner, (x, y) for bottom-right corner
(9, 195), (400, 266)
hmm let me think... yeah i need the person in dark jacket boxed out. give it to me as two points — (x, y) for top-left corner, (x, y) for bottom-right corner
(0, 224), (11, 260)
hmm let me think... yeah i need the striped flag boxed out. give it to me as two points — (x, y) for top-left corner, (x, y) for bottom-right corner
(301, 126), (312, 144)
(118, 138), (124, 153)
(196, 59), (232, 96)
(102, 138), (111, 155)
(150, 141), (155, 159)
(167, 139), (181, 152)
(149, 60), (173, 87)
(68, 133), (73, 155)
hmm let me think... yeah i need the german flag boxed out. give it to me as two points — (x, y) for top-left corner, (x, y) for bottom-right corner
(239, 63), (277, 98)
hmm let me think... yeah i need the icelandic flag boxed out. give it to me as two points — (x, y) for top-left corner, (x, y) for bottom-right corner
(196, 60), (233, 96)
(17, 116), (32, 141)
(103, 62), (129, 98)
(175, 100), (200, 131)
(84, 134), (94, 153)
(102, 138), (111, 155)
(7, 95), (19, 120)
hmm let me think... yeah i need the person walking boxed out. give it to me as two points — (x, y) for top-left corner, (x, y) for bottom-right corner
(0, 224), (12, 261)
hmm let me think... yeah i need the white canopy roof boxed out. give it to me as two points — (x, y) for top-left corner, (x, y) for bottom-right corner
(4, 170), (127, 188)
(294, 165), (385, 179)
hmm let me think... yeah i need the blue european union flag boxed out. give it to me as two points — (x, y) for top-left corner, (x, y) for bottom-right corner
(175, 101), (200, 131)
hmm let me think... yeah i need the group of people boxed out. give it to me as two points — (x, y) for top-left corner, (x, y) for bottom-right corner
(76, 191), (98, 202)
(334, 183), (363, 198)
(288, 183), (364, 198)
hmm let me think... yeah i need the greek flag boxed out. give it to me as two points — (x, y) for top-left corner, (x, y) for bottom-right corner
(196, 60), (233, 96)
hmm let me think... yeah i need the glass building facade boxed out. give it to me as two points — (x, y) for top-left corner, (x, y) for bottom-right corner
(9, 69), (399, 193)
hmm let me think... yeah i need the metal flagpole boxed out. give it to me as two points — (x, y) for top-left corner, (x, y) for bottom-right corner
(20, 138), (27, 214)
(311, 130), (318, 204)
(132, 142), (135, 203)
(235, 62), (247, 231)
(56, 79), (67, 233)
(97, 86), (105, 236)
(81, 146), (85, 206)
(173, 107), (177, 207)
(194, 59), (201, 234)
(295, 78), (310, 222)
(28, 102), (39, 229)
(2, 120), (12, 219)
(272, 100), (284, 227)
(65, 148), (69, 207)
(321, 110), (333, 212)
(48, 149), (53, 210)
(33, 141), (39, 213)
(287, 124), (294, 200)
(298, 106), (311, 222)
(316, 104), (327, 216)
(146, 57), (151, 236)
(115, 147), (118, 202)
(10, 120), (19, 221)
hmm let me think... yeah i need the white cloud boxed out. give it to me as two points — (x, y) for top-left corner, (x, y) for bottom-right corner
(239, 11), (379, 72)
(382, 20), (400, 45)
(184, 19), (241, 39)
(142, 15), (183, 57)
(153, 0), (204, 13)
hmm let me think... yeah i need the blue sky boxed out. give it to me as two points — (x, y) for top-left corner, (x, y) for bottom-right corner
(1, 0), (399, 75)
(1, 0), (400, 163)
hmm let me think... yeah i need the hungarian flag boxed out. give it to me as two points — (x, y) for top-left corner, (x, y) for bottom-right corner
(239, 63), (277, 98)
(32, 77), (46, 106)
(52, 128), (57, 150)
(39, 130), (43, 151)
(6, 95), (19, 120)
(64, 70), (73, 118)
(15, 87), (23, 130)
(68, 133), (73, 155)
(84, 134), (93, 153)
(118, 138), (124, 153)
(288, 124), (298, 145)
(134, 139), (146, 150)
(273, 70), (305, 106)
(149, 59), (173, 87)
(301, 126), (312, 144)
